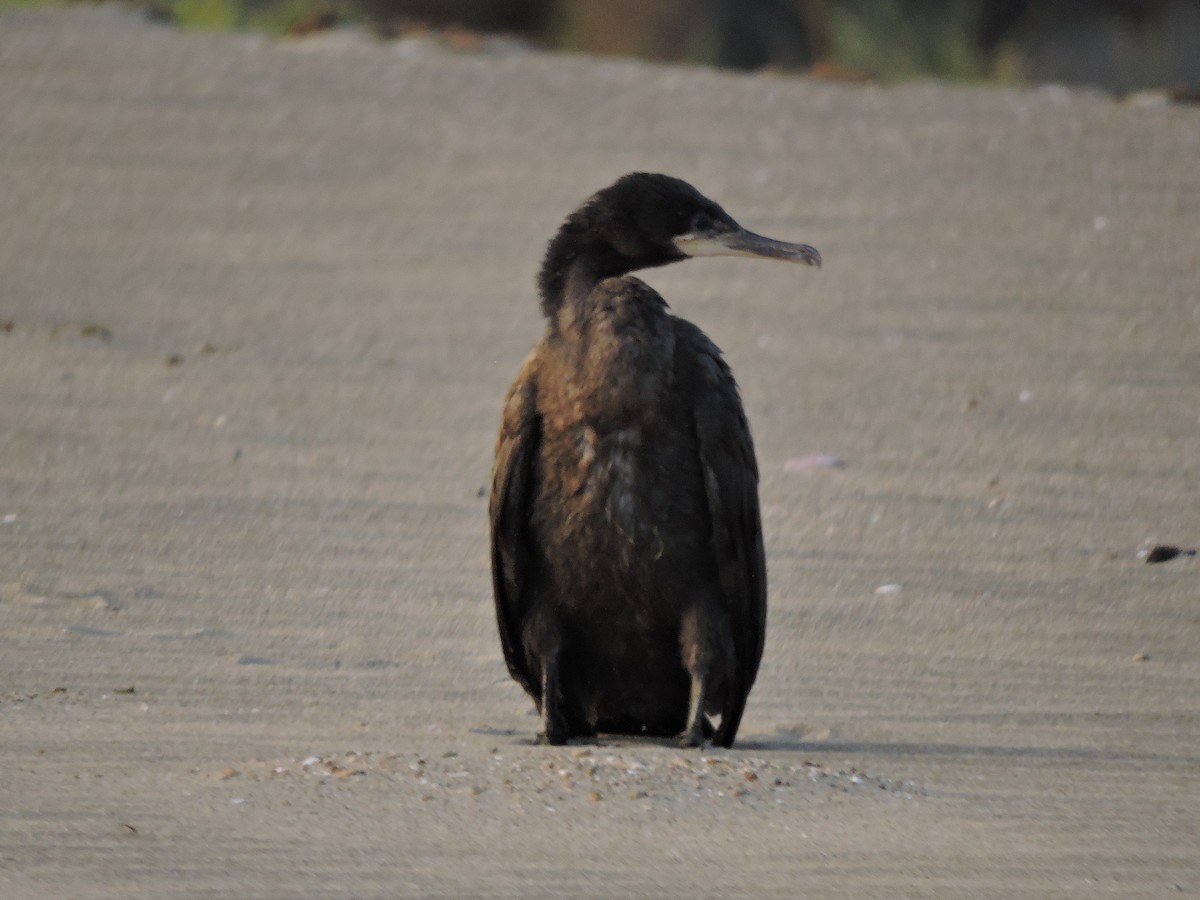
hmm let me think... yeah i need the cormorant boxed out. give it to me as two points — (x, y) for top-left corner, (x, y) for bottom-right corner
(490, 173), (820, 747)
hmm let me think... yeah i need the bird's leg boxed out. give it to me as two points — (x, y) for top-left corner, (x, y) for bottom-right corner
(525, 608), (570, 745)
(539, 654), (569, 746)
(681, 665), (710, 748)
(712, 699), (743, 749)
(679, 608), (714, 748)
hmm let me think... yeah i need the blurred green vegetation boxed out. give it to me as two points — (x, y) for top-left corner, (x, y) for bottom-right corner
(3, 0), (993, 80)
(0, 0), (347, 33)
(4, 0), (1197, 90)
(168, 0), (238, 29)
(822, 2), (991, 80)
(158, 0), (350, 33)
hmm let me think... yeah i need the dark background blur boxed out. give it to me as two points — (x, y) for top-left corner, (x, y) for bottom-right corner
(149, 0), (1200, 91)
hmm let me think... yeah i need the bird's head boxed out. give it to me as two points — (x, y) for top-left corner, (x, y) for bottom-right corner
(539, 173), (820, 315)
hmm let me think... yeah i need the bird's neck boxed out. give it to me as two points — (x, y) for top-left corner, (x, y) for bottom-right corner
(538, 228), (631, 320)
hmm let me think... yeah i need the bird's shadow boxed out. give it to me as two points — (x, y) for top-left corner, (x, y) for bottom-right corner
(737, 737), (1199, 768)
(470, 727), (1198, 768)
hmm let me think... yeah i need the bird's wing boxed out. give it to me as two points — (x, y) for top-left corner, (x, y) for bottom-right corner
(489, 350), (542, 699)
(675, 320), (768, 698)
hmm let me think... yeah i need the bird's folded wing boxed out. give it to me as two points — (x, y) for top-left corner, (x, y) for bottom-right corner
(489, 352), (542, 698)
(676, 319), (768, 698)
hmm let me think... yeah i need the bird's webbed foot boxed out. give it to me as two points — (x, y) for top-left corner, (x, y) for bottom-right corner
(537, 729), (569, 746)
(678, 712), (717, 748)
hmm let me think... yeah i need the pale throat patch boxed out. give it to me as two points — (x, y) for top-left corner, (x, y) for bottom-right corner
(672, 234), (763, 260)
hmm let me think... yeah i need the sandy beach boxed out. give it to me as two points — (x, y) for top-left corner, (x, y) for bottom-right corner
(2, 7), (1198, 896)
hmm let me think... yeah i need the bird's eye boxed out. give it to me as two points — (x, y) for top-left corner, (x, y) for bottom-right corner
(688, 212), (713, 234)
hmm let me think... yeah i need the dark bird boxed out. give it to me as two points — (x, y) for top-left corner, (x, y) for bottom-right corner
(490, 173), (820, 747)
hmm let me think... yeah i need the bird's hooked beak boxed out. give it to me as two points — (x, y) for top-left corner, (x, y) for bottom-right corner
(674, 225), (821, 268)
